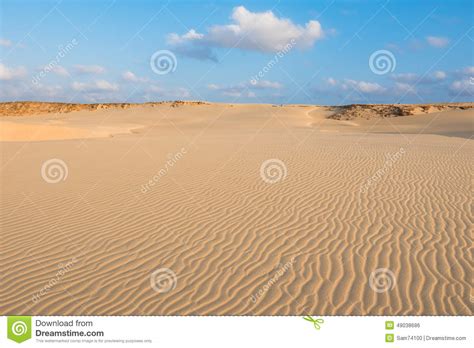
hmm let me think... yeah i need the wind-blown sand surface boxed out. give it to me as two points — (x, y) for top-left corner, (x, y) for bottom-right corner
(0, 102), (472, 315)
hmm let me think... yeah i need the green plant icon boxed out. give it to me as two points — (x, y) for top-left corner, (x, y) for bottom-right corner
(303, 316), (324, 330)
(385, 333), (394, 343)
(385, 321), (394, 330)
(7, 316), (32, 343)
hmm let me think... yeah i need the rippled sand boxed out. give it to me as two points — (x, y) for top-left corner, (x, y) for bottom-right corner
(1, 103), (472, 315)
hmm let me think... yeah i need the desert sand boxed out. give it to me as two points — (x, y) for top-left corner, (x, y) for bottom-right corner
(0, 102), (472, 315)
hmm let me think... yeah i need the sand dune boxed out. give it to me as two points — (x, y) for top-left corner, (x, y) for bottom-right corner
(0, 102), (472, 315)
(0, 100), (210, 117)
(327, 103), (473, 120)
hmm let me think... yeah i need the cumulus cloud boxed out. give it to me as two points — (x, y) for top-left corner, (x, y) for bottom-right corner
(207, 6), (323, 51)
(32, 83), (64, 98)
(449, 79), (474, 96)
(206, 83), (247, 98)
(0, 63), (27, 80)
(454, 66), (474, 78)
(145, 85), (191, 99)
(321, 66), (474, 100)
(0, 82), (64, 100)
(461, 66), (474, 75)
(426, 36), (450, 48)
(121, 71), (147, 83)
(250, 80), (283, 89)
(224, 90), (254, 98)
(0, 38), (12, 47)
(391, 70), (446, 84)
(213, 86), (256, 98)
(167, 6), (324, 60)
(71, 80), (119, 92)
(167, 30), (217, 62)
(167, 29), (204, 45)
(207, 83), (220, 90)
(207, 79), (283, 97)
(73, 64), (106, 75)
(320, 78), (389, 96)
(45, 65), (69, 77)
(342, 79), (386, 94)
(326, 77), (338, 86)
(393, 82), (417, 95)
(433, 70), (447, 80)
(391, 73), (417, 83)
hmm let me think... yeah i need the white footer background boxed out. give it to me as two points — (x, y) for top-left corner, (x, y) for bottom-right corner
(1, 316), (472, 347)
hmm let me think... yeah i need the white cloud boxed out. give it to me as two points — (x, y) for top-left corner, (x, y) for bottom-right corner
(73, 64), (106, 75)
(391, 71), (446, 84)
(46, 65), (69, 77)
(148, 85), (163, 94)
(458, 66), (474, 77)
(343, 79), (386, 94)
(167, 29), (204, 45)
(207, 79), (283, 97)
(249, 80), (283, 89)
(173, 87), (191, 99)
(167, 31), (217, 61)
(0, 38), (12, 47)
(0, 63), (27, 80)
(393, 82), (417, 95)
(71, 80), (119, 92)
(426, 36), (449, 48)
(208, 6), (324, 52)
(449, 79), (474, 96)
(247, 91), (256, 98)
(433, 70), (447, 80)
(121, 71), (147, 83)
(223, 89), (256, 98)
(32, 83), (63, 98)
(206, 84), (243, 96)
(319, 78), (387, 95)
(463, 66), (474, 74)
(145, 85), (191, 99)
(167, 6), (324, 60)
(326, 77), (337, 86)
(390, 73), (418, 83)
(0, 82), (64, 100)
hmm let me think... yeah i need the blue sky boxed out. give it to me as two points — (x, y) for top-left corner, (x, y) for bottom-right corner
(0, 0), (473, 104)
